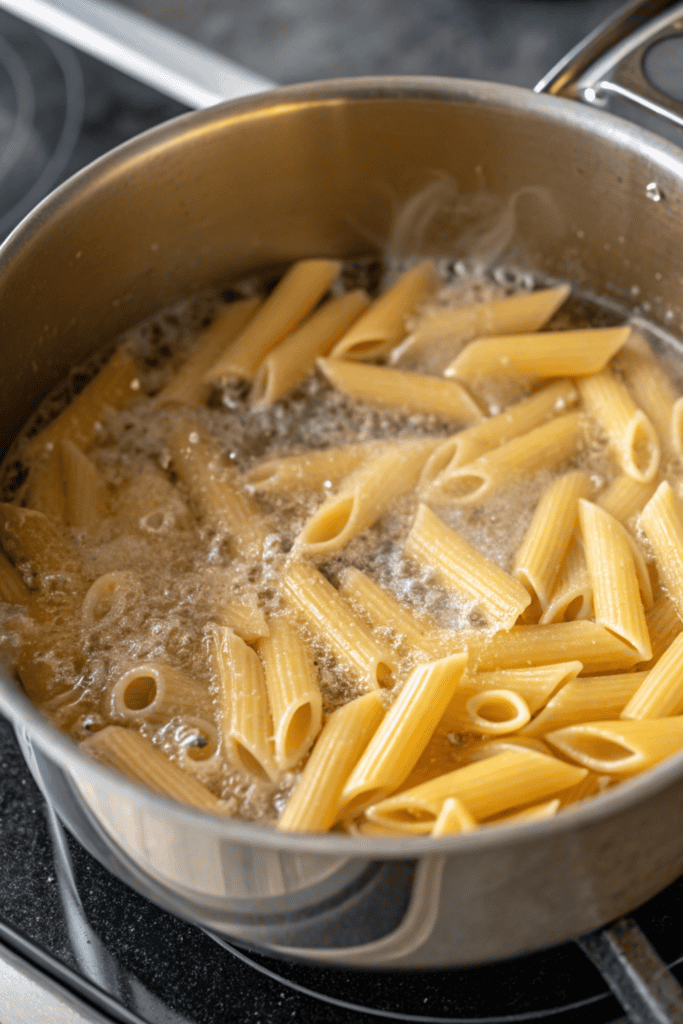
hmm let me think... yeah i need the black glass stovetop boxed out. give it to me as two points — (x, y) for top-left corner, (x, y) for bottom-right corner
(0, 4), (680, 1022)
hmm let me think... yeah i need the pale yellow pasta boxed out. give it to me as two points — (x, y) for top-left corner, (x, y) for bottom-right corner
(513, 472), (591, 614)
(202, 568), (269, 642)
(556, 771), (605, 807)
(442, 663), (582, 728)
(60, 440), (110, 531)
(546, 718), (683, 776)
(106, 661), (209, 727)
(446, 326), (630, 380)
(113, 470), (190, 534)
(578, 369), (660, 482)
(277, 692), (385, 832)
(317, 358), (483, 423)
(456, 620), (642, 674)
(596, 473), (659, 523)
(278, 560), (397, 689)
(488, 798), (560, 825)
(81, 571), (142, 627)
(540, 536), (592, 624)
(157, 297), (262, 407)
(207, 624), (278, 782)
(0, 550), (29, 606)
(616, 340), (683, 461)
(420, 380), (578, 490)
(578, 500), (651, 661)
(399, 285), (571, 357)
(405, 504), (531, 629)
(241, 441), (382, 494)
(250, 290), (370, 408)
(338, 652), (469, 818)
(431, 797), (477, 835)
(338, 566), (437, 657)
(444, 688), (532, 735)
(24, 348), (139, 458)
(365, 749), (587, 832)
(641, 594), (683, 669)
(521, 672), (648, 737)
(294, 440), (438, 556)
(256, 618), (323, 771)
(467, 736), (552, 760)
(0, 504), (81, 580)
(82, 725), (226, 813)
(622, 634), (683, 719)
(430, 413), (584, 505)
(167, 417), (265, 558)
(204, 259), (342, 384)
(330, 261), (438, 361)
(25, 447), (67, 525)
(640, 481), (683, 619)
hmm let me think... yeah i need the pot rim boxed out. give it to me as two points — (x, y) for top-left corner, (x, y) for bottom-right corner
(3, 73), (683, 859)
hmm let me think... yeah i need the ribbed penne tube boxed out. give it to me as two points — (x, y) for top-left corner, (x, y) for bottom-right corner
(0, 504), (81, 580)
(457, 620), (642, 674)
(207, 624), (278, 782)
(278, 560), (397, 689)
(81, 571), (142, 626)
(556, 771), (604, 807)
(420, 380), (578, 490)
(277, 692), (385, 832)
(294, 440), (438, 556)
(25, 447), (67, 524)
(81, 725), (226, 813)
(0, 550), (29, 605)
(317, 358), (483, 423)
(441, 662), (582, 727)
(540, 536), (592, 624)
(578, 369), (660, 482)
(431, 413), (584, 505)
(616, 341), (683, 461)
(596, 473), (659, 523)
(622, 634), (683, 719)
(167, 417), (265, 558)
(640, 482), (683, 618)
(399, 285), (571, 357)
(578, 500), (651, 661)
(172, 716), (222, 775)
(157, 297), (262, 406)
(405, 504), (530, 629)
(203, 569), (269, 642)
(521, 672), (648, 737)
(546, 718), (683, 776)
(60, 440), (110, 531)
(431, 797), (478, 835)
(445, 688), (532, 735)
(204, 259), (342, 383)
(513, 472), (591, 613)
(330, 261), (438, 362)
(241, 441), (382, 494)
(114, 470), (190, 534)
(256, 618), (323, 771)
(641, 594), (683, 669)
(106, 661), (209, 727)
(488, 798), (561, 825)
(338, 652), (469, 818)
(365, 749), (587, 832)
(467, 736), (552, 760)
(24, 348), (139, 458)
(250, 290), (370, 408)
(447, 326), (630, 380)
(338, 566), (437, 657)
(346, 820), (411, 838)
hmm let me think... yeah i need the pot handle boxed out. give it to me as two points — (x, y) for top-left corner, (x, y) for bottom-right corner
(536, 0), (683, 131)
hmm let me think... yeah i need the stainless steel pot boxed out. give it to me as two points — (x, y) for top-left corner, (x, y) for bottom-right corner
(3, 0), (683, 973)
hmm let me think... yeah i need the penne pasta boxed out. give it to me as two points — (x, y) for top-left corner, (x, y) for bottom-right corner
(25, 447), (67, 525)
(202, 568), (269, 642)
(278, 560), (397, 689)
(114, 469), (190, 534)
(441, 662), (582, 729)
(256, 618), (323, 771)
(317, 358), (483, 423)
(106, 661), (210, 727)
(157, 296), (262, 407)
(405, 504), (531, 629)
(444, 688), (532, 735)
(578, 369), (660, 483)
(540, 535), (592, 625)
(294, 440), (438, 556)
(640, 481), (683, 618)
(513, 472), (591, 614)
(487, 798), (561, 825)
(0, 549), (29, 606)
(429, 412), (584, 505)
(277, 692), (385, 832)
(60, 440), (110, 531)
(521, 671), (648, 737)
(547, 718), (683, 776)
(241, 441), (382, 494)
(420, 380), (578, 489)
(330, 261), (438, 361)
(622, 634), (683, 719)
(338, 652), (468, 818)
(640, 594), (683, 669)
(0, 504), (81, 581)
(207, 624), (278, 782)
(616, 340), (683, 462)
(578, 500), (651, 661)
(250, 290), (370, 408)
(431, 797), (478, 835)
(596, 473), (658, 523)
(204, 259), (342, 384)
(81, 571), (142, 627)
(446, 326), (630, 380)
(338, 566), (437, 657)
(396, 285), (571, 358)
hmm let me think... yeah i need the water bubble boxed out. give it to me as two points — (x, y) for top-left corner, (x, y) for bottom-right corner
(646, 182), (663, 202)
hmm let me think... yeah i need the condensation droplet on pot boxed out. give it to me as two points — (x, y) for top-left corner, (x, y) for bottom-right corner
(576, 229), (585, 239)
(666, 309), (674, 321)
(618, 236), (625, 245)
(646, 182), (662, 202)
(655, 272), (663, 282)
(188, 431), (199, 444)
(630, 285), (640, 297)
